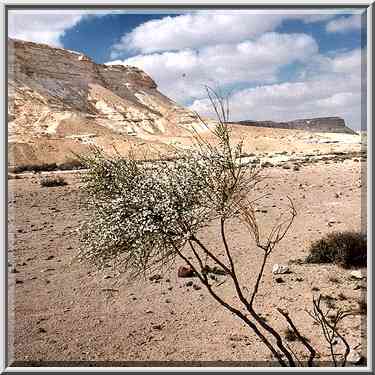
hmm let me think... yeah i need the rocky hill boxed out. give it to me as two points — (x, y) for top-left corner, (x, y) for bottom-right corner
(8, 38), (212, 167)
(228, 117), (357, 134)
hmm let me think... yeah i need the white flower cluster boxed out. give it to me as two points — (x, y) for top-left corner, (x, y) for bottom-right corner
(78, 128), (258, 276)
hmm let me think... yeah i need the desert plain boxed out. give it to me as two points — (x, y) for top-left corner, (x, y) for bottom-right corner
(7, 126), (367, 366)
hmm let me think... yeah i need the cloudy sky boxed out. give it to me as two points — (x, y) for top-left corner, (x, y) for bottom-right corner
(9, 9), (366, 130)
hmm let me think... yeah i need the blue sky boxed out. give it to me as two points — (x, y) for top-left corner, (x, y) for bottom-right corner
(9, 9), (366, 129)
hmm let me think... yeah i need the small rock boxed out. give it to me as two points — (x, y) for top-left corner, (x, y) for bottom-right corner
(10, 267), (19, 274)
(15, 279), (23, 284)
(347, 350), (364, 364)
(293, 165), (300, 171)
(152, 324), (163, 331)
(327, 219), (338, 227)
(193, 284), (201, 291)
(45, 255), (54, 260)
(41, 268), (55, 273)
(149, 274), (162, 282)
(229, 334), (245, 342)
(177, 266), (195, 278)
(145, 310), (153, 314)
(272, 264), (290, 275)
(165, 299), (171, 304)
(350, 270), (363, 280)
(353, 284), (361, 290)
(38, 327), (47, 334)
(185, 281), (193, 287)
(103, 275), (112, 279)
(275, 277), (285, 283)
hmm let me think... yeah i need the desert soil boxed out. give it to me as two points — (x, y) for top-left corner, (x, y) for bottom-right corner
(7, 148), (367, 367)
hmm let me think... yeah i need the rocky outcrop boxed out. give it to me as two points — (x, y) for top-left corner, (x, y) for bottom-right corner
(8, 38), (210, 142)
(8, 38), (214, 167)
(229, 117), (357, 135)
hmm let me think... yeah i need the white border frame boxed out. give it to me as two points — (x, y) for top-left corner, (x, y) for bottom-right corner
(1, 1), (373, 373)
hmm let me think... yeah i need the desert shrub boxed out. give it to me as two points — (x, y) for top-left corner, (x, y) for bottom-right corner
(58, 159), (84, 170)
(40, 175), (68, 187)
(9, 163), (57, 173)
(305, 231), (366, 268)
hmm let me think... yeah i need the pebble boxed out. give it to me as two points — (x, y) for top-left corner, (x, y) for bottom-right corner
(272, 264), (289, 275)
(350, 270), (363, 280)
(177, 266), (195, 278)
(149, 274), (162, 282)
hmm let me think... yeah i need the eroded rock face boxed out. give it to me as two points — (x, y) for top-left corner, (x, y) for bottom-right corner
(8, 38), (209, 144)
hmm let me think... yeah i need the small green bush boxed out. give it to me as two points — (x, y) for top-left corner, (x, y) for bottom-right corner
(40, 176), (68, 187)
(305, 231), (366, 269)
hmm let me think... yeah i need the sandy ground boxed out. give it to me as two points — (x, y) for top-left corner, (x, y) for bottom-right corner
(7, 150), (367, 367)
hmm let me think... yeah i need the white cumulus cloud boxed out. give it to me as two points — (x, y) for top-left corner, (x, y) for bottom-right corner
(8, 10), (121, 47)
(107, 32), (318, 103)
(326, 15), (362, 33)
(110, 11), (338, 57)
(189, 48), (364, 130)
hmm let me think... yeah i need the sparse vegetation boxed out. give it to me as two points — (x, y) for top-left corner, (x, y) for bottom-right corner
(338, 292), (348, 301)
(58, 159), (84, 170)
(329, 276), (340, 283)
(305, 231), (367, 269)
(9, 162), (58, 173)
(320, 294), (337, 309)
(40, 175), (68, 187)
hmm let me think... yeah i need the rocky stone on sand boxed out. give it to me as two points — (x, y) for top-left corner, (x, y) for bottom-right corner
(350, 270), (364, 280)
(178, 266), (195, 278)
(272, 264), (290, 275)
(275, 277), (285, 283)
(149, 274), (162, 282)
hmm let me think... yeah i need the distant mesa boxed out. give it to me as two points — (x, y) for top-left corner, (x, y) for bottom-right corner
(227, 117), (357, 135)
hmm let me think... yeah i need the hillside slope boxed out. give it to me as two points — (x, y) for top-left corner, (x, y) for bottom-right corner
(8, 38), (211, 166)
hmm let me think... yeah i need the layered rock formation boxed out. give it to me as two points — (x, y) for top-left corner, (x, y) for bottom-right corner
(8, 38), (211, 166)
(229, 117), (356, 134)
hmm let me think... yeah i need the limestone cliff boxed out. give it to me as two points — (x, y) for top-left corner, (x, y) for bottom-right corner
(8, 38), (210, 166)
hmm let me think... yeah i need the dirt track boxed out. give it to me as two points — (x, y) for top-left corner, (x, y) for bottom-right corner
(7, 153), (367, 367)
